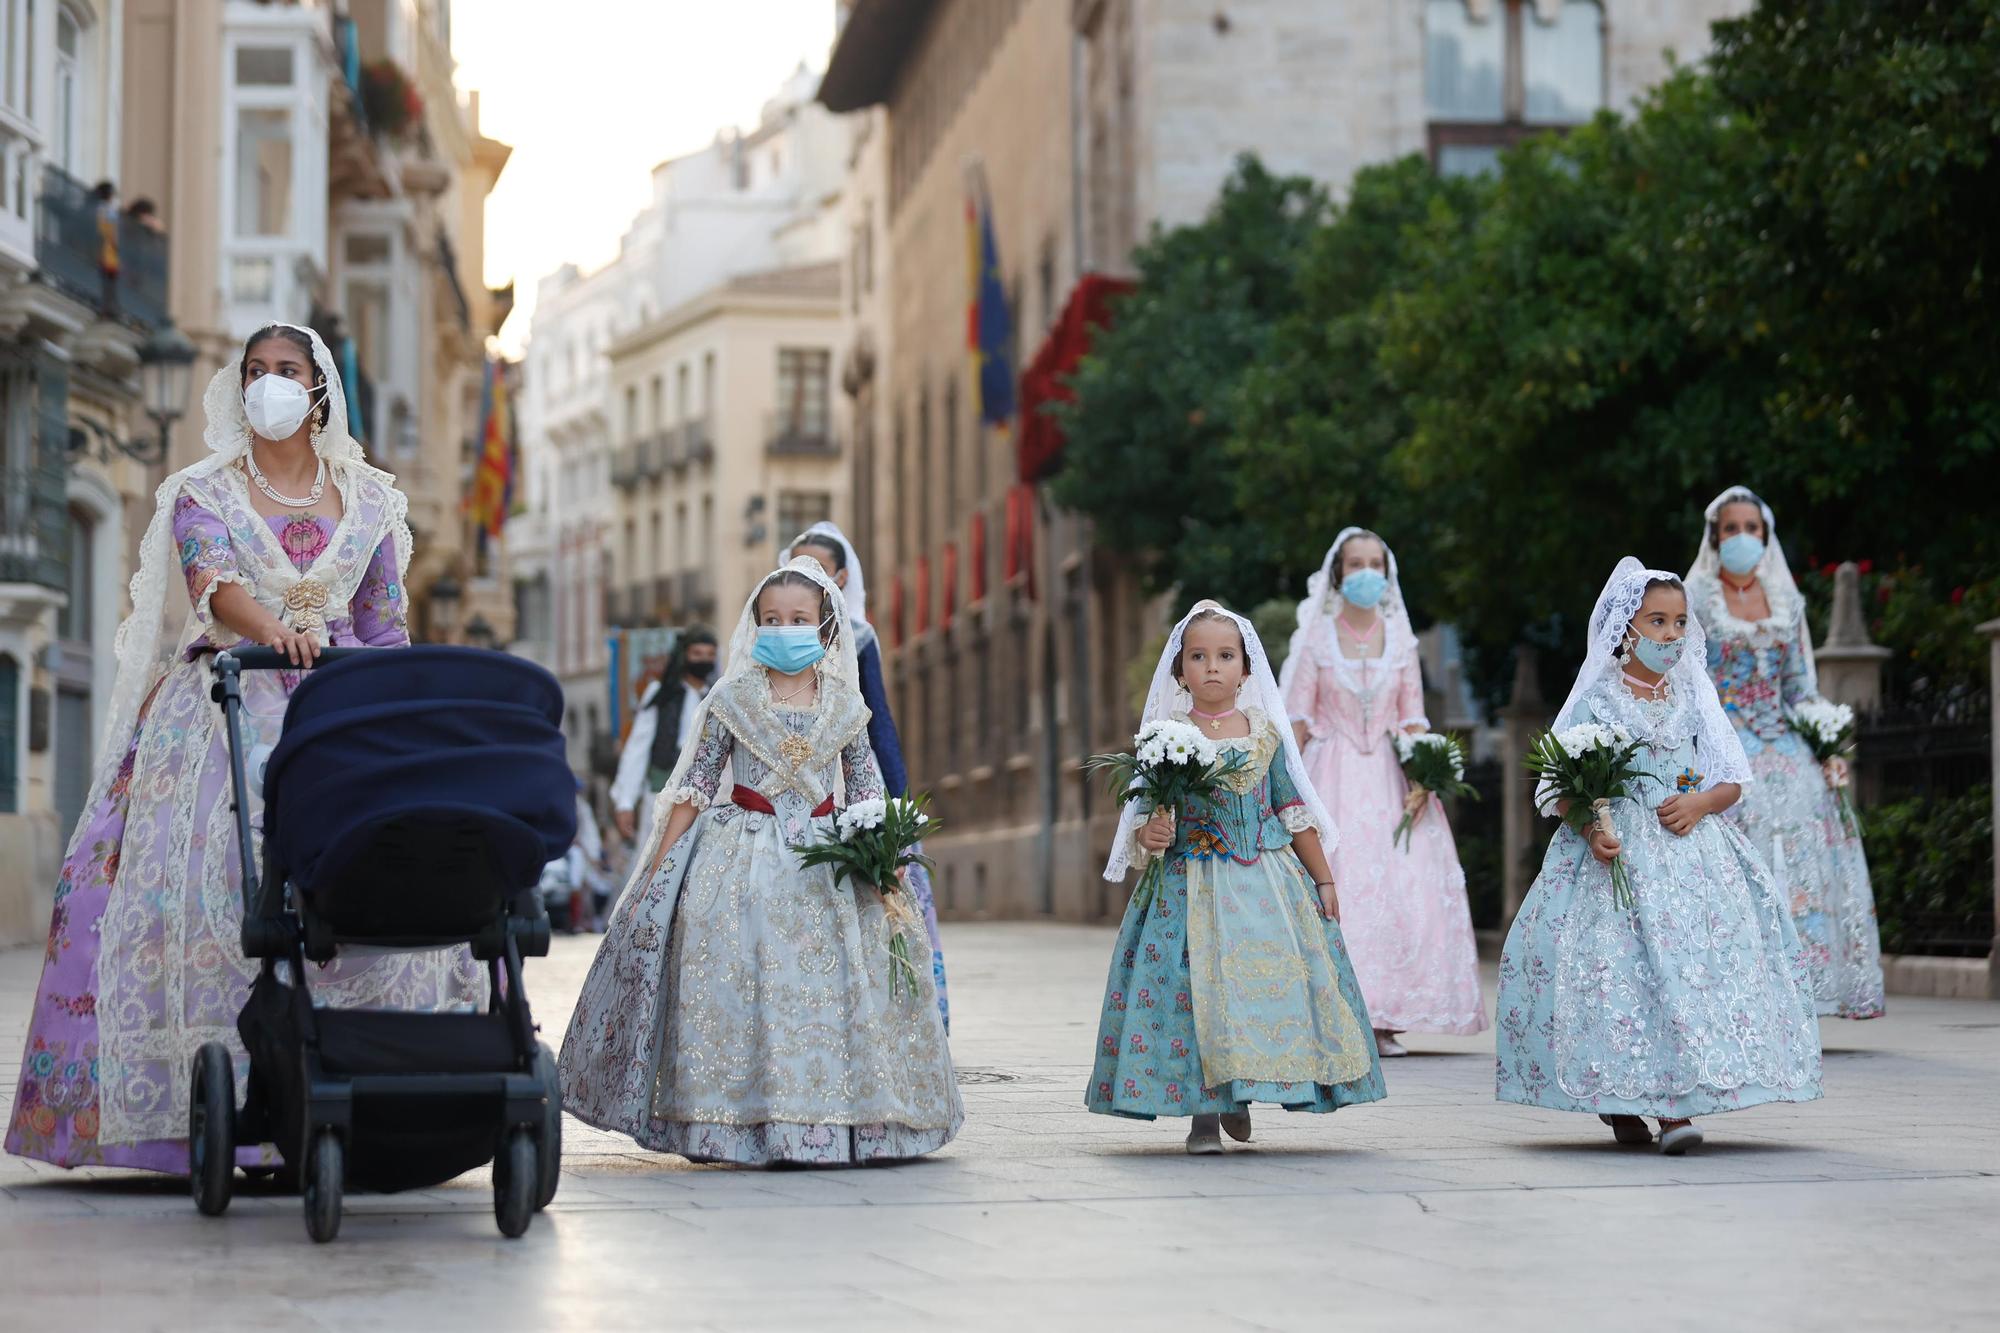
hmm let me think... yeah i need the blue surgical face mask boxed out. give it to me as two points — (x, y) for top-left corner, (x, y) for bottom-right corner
(752, 624), (827, 674)
(1341, 567), (1388, 609)
(1718, 532), (1766, 577)
(1628, 631), (1687, 675)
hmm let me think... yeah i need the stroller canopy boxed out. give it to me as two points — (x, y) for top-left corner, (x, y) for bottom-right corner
(263, 647), (577, 896)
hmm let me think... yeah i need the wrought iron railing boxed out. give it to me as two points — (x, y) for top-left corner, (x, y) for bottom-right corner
(33, 166), (171, 330)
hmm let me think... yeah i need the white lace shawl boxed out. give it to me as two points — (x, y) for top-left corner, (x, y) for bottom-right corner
(1279, 525), (1424, 721)
(1104, 600), (1338, 882)
(1684, 483), (1819, 696)
(630, 557), (863, 879)
(1542, 557), (1753, 807)
(782, 519), (869, 629)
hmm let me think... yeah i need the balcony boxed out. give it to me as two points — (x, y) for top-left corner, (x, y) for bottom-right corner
(634, 435), (666, 481)
(765, 412), (836, 457)
(1, 444), (67, 593)
(686, 416), (715, 466)
(32, 166), (171, 332)
(610, 444), (640, 490)
(652, 576), (675, 620)
(662, 426), (688, 471)
(677, 568), (716, 618)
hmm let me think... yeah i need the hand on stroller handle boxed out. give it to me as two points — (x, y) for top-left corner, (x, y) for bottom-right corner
(205, 645), (375, 672)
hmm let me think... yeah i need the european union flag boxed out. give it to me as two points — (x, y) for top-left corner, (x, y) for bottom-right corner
(967, 175), (1015, 426)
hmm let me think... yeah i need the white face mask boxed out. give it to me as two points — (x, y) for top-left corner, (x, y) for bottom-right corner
(243, 373), (326, 443)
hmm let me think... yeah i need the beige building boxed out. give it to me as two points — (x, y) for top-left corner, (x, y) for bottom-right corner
(605, 261), (844, 641)
(818, 0), (1751, 922)
(2, 0), (506, 946)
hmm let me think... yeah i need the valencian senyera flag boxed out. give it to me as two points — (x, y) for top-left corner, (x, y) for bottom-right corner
(965, 163), (1015, 428)
(466, 354), (516, 551)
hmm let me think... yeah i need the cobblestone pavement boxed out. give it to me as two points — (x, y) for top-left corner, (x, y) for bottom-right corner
(2, 923), (1995, 1330)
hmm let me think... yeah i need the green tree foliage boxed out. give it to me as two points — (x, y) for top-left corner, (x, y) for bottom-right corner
(1048, 157), (1328, 610)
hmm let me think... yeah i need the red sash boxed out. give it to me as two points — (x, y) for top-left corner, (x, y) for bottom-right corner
(732, 784), (834, 818)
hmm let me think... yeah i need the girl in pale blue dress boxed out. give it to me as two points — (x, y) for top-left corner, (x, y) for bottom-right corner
(1687, 486), (1885, 1018)
(1087, 602), (1384, 1155)
(1496, 560), (1821, 1154)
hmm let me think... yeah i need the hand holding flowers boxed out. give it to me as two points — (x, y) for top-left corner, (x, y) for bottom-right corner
(1790, 698), (1860, 836)
(791, 795), (937, 1000)
(1389, 731), (1477, 851)
(1087, 720), (1251, 911)
(1524, 722), (1647, 909)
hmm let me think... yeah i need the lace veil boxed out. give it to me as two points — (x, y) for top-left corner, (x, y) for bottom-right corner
(1279, 525), (1420, 699)
(75, 322), (403, 829)
(632, 557), (861, 878)
(781, 520), (869, 629)
(1545, 557), (1752, 803)
(1685, 484), (1817, 695)
(1104, 599), (1338, 882)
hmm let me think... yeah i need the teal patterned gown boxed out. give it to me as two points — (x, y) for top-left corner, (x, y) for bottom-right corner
(1496, 681), (1823, 1118)
(1086, 713), (1386, 1119)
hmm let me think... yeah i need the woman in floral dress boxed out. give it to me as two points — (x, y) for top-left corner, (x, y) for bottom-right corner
(1686, 486), (1886, 1019)
(560, 559), (960, 1166)
(1280, 528), (1487, 1054)
(7, 324), (480, 1172)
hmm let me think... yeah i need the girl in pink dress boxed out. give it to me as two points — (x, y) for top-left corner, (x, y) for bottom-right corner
(1280, 528), (1487, 1054)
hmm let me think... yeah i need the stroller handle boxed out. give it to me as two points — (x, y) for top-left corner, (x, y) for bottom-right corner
(209, 646), (375, 673)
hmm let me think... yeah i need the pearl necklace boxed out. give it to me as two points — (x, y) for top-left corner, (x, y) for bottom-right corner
(246, 451), (327, 509)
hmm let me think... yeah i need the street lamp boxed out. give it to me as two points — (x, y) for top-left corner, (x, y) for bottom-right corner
(428, 574), (463, 643)
(69, 321), (199, 466)
(464, 614), (497, 650)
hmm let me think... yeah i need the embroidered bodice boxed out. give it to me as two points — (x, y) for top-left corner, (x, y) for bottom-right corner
(669, 672), (883, 814)
(1689, 576), (1813, 745)
(175, 500), (406, 654)
(1282, 636), (1427, 755)
(1571, 683), (1715, 813)
(1132, 712), (1317, 870)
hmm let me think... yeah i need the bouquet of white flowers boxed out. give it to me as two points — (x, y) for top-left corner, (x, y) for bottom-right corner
(1524, 721), (1648, 909)
(792, 794), (937, 1000)
(1086, 720), (1252, 911)
(1389, 731), (1478, 851)
(1791, 698), (1860, 836)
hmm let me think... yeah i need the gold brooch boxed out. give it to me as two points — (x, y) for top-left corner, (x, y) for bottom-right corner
(283, 578), (331, 635)
(778, 733), (814, 770)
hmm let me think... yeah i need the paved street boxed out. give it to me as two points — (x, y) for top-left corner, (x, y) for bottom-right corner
(2, 923), (1995, 1331)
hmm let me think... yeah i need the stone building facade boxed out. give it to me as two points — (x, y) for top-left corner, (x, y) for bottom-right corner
(819, 0), (1748, 922)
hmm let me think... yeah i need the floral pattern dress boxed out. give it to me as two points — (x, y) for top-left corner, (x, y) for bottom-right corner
(1284, 636), (1487, 1035)
(1087, 713), (1386, 1120)
(559, 671), (962, 1165)
(9, 493), (480, 1172)
(1689, 576), (1886, 1019)
(1495, 682), (1823, 1118)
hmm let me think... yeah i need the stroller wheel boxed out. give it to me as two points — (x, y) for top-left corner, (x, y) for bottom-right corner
(494, 1126), (536, 1239)
(532, 1043), (562, 1211)
(303, 1129), (344, 1243)
(189, 1043), (236, 1217)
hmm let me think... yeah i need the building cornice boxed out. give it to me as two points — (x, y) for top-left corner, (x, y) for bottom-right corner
(818, 0), (940, 113)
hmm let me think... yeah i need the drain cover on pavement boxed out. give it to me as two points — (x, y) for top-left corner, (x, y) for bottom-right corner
(955, 1068), (1019, 1085)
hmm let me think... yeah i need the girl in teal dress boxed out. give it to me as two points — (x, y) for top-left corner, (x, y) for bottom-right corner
(1087, 602), (1385, 1154)
(1496, 560), (1822, 1155)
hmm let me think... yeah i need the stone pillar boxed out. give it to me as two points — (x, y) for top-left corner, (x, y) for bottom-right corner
(1499, 644), (1550, 931)
(1815, 561), (1891, 713)
(1978, 617), (2000, 1001)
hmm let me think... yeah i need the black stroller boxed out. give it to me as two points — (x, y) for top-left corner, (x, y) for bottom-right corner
(189, 645), (576, 1241)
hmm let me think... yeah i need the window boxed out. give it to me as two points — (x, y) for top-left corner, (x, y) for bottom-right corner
(943, 378), (959, 517)
(674, 500), (687, 572)
(346, 278), (389, 382)
(52, 8), (79, 174)
(676, 363), (690, 423)
(701, 352), (716, 415)
(624, 386), (639, 442)
(0, 652), (16, 813)
(235, 107), (295, 235)
(344, 232), (391, 265)
(648, 375), (663, 432)
(235, 45), (295, 87)
(1424, 0), (1604, 177)
(775, 348), (831, 442)
(777, 491), (832, 550)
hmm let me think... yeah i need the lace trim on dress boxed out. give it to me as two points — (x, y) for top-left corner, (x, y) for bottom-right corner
(194, 570), (251, 647)
(1689, 571), (1802, 644)
(668, 786), (711, 814)
(1280, 805), (1317, 833)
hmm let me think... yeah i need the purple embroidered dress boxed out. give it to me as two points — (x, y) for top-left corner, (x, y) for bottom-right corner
(8, 482), (479, 1172)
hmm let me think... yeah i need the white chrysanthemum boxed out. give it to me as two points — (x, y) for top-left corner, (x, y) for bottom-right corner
(839, 798), (887, 838)
(1555, 722), (1631, 759)
(1791, 698), (1854, 744)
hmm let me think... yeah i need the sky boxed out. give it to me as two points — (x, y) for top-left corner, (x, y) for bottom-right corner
(451, 1), (838, 353)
